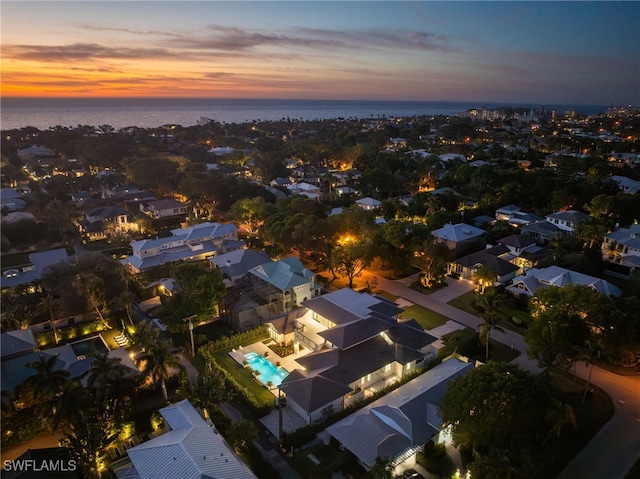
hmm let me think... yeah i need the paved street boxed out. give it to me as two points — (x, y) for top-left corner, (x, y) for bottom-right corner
(557, 363), (640, 479)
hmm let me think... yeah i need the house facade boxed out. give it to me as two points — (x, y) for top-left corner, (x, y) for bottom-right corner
(506, 265), (622, 298)
(431, 223), (486, 256)
(355, 197), (381, 210)
(278, 289), (438, 425)
(449, 245), (519, 286)
(121, 222), (242, 273)
(601, 224), (640, 275)
(77, 206), (138, 241)
(544, 210), (590, 234)
(140, 198), (187, 219)
(224, 257), (320, 332)
(326, 357), (474, 471)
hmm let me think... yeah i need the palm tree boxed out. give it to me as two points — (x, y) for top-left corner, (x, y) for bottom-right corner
(541, 398), (576, 447)
(130, 320), (160, 349)
(605, 240), (622, 263)
(83, 352), (135, 425)
(117, 265), (135, 327)
(1, 304), (34, 331)
(22, 354), (70, 403)
(473, 264), (496, 294)
(578, 339), (605, 404)
(141, 339), (182, 401)
(60, 415), (118, 479)
(477, 288), (505, 362)
(84, 353), (131, 394)
(49, 379), (91, 432)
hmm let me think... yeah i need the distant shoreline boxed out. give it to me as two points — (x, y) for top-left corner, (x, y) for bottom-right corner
(1, 97), (612, 131)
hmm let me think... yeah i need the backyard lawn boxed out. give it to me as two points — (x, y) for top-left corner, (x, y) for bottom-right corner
(399, 304), (449, 330)
(212, 352), (276, 408)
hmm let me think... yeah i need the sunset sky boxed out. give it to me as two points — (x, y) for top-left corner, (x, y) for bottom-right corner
(2, 1), (638, 105)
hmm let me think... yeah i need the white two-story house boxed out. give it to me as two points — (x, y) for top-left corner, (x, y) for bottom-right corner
(544, 210), (589, 234)
(121, 222), (242, 273)
(277, 288), (438, 425)
(601, 223), (640, 275)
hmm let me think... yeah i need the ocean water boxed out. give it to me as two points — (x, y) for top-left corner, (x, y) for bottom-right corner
(0, 97), (608, 131)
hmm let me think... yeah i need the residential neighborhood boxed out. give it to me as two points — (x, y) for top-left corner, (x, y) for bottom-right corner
(1, 104), (639, 479)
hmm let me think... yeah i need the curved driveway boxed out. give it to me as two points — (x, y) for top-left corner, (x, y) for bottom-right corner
(364, 272), (640, 479)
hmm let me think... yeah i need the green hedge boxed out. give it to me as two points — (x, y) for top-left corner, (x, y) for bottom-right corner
(34, 320), (108, 348)
(199, 325), (269, 355)
(198, 326), (274, 415)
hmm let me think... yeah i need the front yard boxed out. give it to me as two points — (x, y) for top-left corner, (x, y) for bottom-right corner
(447, 290), (532, 331)
(441, 328), (521, 363)
(399, 304), (449, 330)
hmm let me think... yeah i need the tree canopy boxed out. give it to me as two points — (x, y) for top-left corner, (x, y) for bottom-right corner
(440, 362), (567, 479)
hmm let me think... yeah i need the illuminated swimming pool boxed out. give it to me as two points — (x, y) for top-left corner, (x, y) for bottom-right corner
(244, 351), (288, 387)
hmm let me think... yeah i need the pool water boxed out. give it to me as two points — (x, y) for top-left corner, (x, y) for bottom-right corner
(244, 351), (288, 387)
(71, 334), (110, 357)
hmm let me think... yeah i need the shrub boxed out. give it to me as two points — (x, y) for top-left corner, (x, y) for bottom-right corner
(417, 441), (456, 479)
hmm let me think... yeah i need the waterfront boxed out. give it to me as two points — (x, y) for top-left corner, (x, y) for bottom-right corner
(0, 97), (608, 131)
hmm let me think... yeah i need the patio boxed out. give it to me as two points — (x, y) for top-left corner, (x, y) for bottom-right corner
(228, 339), (312, 397)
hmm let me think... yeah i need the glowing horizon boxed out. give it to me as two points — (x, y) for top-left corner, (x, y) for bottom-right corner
(2, 2), (638, 105)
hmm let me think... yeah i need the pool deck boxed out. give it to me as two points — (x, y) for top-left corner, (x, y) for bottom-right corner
(228, 340), (312, 397)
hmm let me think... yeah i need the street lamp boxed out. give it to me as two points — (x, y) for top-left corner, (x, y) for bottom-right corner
(182, 314), (197, 356)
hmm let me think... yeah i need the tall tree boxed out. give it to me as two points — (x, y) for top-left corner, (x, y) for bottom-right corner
(141, 339), (182, 401)
(440, 362), (552, 479)
(73, 271), (111, 329)
(60, 412), (118, 479)
(473, 264), (496, 294)
(476, 288), (505, 362)
(331, 239), (374, 289)
(185, 362), (235, 416)
(37, 292), (63, 343)
(22, 354), (70, 404)
(228, 196), (275, 236)
(49, 379), (91, 432)
(414, 238), (451, 287)
(525, 286), (592, 376)
(576, 339), (605, 404)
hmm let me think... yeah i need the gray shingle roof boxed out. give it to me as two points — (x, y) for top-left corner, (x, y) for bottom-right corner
(318, 317), (391, 350)
(279, 374), (352, 412)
